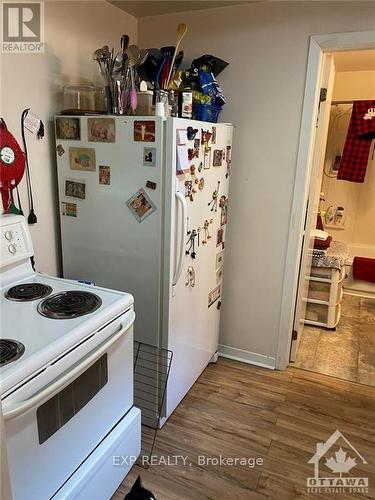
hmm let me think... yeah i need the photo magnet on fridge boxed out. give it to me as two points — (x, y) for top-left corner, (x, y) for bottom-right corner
(211, 126), (217, 144)
(126, 188), (156, 223)
(56, 117), (80, 141)
(65, 179), (86, 200)
(61, 202), (77, 217)
(213, 149), (223, 167)
(208, 284), (221, 308)
(134, 120), (156, 142)
(143, 147), (156, 167)
(69, 148), (96, 172)
(88, 118), (115, 143)
(99, 165), (111, 185)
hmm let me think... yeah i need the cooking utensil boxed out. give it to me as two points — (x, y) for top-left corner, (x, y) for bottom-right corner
(167, 23), (187, 87)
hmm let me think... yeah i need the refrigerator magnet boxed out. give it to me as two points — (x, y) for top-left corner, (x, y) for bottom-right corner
(99, 165), (111, 185)
(185, 229), (198, 259)
(201, 129), (212, 146)
(65, 179), (86, 200)
(203, 147), (211, 170)
(186, 126), (198, 141)
(213, 149), (223, 167)
(208, 284), (221, 308)
(146, 180), (157, 190)
(88, 118), (115, 143)
(134, 121), (155, 142)
(56, 144), (65, 157)
(61, 202), (77, 217)
(69, 147), (96, 172)
(208, 181), (220, 212)
(126, 188), (156, 223)
(143, 147), (156, 167)
(216, 267), (223, 284)
(211, 126), (217, 144)
(188, 148), (195, 161)
(56, 117), (80, 141)
(201, 219), (212, 244)
(215, 250), (225, 271)
(216, 228), (224, 247)
(194, 139), (200, 158)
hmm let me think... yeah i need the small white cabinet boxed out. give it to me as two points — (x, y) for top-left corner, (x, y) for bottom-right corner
(303, 266), (344, 329)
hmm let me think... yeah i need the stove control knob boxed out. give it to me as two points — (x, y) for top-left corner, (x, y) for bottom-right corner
(8, 244), (17, 255)
(4, 231), (13, 241)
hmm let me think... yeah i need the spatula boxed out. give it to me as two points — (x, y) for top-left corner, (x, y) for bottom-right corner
(167, 23), (187, 87)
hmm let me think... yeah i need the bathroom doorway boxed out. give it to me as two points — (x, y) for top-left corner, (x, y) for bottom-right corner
(292, 49), (375, 386)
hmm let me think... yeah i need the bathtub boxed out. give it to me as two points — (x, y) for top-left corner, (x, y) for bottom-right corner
(344, 244), (375, 298)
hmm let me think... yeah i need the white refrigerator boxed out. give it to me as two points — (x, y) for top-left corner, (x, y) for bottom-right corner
(55, 115), (233, 423)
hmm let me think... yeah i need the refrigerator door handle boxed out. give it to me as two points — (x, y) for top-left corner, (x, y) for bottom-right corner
(172, 191), (187, 286)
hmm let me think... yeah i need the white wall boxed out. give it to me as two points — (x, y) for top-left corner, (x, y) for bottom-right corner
(138, 1), (375, 364)
(0, 1), (137, 275)
(322, 70), (375, 248)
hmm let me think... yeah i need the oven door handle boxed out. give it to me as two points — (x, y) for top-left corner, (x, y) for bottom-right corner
(2, 314), (134, 421)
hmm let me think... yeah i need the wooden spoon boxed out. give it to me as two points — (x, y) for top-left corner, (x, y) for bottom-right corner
(167, 23), (187, 87)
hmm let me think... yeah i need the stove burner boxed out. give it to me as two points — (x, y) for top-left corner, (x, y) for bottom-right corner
(5, 283), (53, 302)
(37, 291), (102, 319)
(0, 339), (25, 366)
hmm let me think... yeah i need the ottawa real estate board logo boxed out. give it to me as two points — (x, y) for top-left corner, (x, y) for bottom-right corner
(307, 430), (368, 495)
(2, 1), (44, 53)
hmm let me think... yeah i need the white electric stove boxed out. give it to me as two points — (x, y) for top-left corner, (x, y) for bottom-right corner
(0, 214), (141, 499)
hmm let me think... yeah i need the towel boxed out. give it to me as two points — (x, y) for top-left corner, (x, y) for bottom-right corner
(353, 256), (375, 283)
(314, 236), (332, 250)
(337, 100), (375, 183)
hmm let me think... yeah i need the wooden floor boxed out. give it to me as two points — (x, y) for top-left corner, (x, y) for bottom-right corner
(112, 358), (375, 500)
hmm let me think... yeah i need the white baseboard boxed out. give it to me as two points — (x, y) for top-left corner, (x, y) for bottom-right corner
(218, 344), (276, 370)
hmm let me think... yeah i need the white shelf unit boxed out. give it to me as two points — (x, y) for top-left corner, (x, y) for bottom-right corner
(303, 266), (345, 329)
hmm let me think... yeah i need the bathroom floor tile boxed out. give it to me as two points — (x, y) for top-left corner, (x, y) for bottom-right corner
(295, 295), (375, 387)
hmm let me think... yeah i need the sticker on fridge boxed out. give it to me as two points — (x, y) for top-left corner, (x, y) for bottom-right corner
(65, 179), (86, 200)
(56, 117), (80, 140)
(134, 120), (155, 142)
(143, 147), (156, 167)
(88, 118), (115, 143)
(99, 165), (111, 185)
(126, 188), (156, 222)
(208, 284), (221, 308)
(61, 202), (77, 217)
(69, 147), (96, 172)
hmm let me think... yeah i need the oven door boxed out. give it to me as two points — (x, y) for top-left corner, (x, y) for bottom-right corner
(2, 308), (135, 500)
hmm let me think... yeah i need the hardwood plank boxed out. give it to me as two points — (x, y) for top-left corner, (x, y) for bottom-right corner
(112, 358), (375, 499)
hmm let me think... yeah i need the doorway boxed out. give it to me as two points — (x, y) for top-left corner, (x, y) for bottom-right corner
(276, 31), (375, 379)
(291, 49), (375, 385)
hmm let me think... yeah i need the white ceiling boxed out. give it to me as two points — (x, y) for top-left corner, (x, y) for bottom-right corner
(334, 50), (375, 72)
(110, 0), (254, 18)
